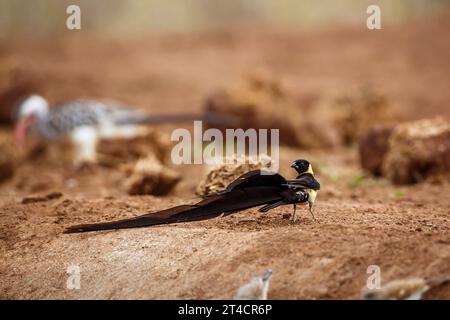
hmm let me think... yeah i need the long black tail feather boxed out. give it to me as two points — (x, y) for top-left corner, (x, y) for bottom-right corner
(63, 205), (220, 233)
(64, 186), (286, 233)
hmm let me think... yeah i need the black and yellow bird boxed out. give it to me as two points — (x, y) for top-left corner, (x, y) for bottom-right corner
(259, 159), (320, 222)
(64, 159), (320, 233)
(288, 159), (320, 221)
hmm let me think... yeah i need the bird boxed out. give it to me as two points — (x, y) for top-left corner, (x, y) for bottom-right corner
(235, 269), (273, 300)
(64, 159), (320, 233)
(14, 94), (235, 165)
(260, 159), (320, 222)
(361, 276), (450, 300)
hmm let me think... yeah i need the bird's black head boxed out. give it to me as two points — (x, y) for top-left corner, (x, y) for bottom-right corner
(291, 159), (313, 175)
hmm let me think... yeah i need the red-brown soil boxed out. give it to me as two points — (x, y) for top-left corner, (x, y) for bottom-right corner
(1, 13), (450, 299)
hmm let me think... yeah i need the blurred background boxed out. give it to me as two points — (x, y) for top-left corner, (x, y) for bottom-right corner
(0, 0), (448, 39)
(0, 0), (450, 192)
(0, 0), (449, 115)
(2, 0), (450, 300)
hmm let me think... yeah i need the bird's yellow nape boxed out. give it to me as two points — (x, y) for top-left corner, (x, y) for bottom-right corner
(305, 164), (314, 175)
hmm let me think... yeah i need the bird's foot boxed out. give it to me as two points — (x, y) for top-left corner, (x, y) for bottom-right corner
(290, 214), (298, 223)
(308, 207), (317, 222)
(289, 204), (298, 223)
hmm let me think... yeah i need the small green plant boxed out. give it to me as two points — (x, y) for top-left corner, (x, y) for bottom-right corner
(350, 174), (365, 188)
(392, 190), (405, 198)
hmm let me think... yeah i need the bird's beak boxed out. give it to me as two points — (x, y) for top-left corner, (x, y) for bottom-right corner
(262, 269), (273, 281)
(14, 116), (33, 148)
(290, 162), (298, 170)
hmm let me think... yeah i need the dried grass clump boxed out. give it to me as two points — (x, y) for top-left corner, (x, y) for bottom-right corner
(196, 154), (272, 196)
(383, 117), (450, 184)
(204, 75), (392, 149)
(204, 72), (300, 144)
(205, 72), (340, 148)
(125, 155), (181, 196)
(97, 129), (171, 167)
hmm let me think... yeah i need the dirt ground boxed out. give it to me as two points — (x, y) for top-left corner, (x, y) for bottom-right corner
(1, 13), (450, 299)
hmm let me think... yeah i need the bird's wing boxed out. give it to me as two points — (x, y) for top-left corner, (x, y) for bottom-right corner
(64, 176), (291, 233)
(39, 101), (104, 137)
(259, 189), (308, 212)
(48, 100), (141, 126)
(220, 170), (287, 194)
(286, 173), (321, 190)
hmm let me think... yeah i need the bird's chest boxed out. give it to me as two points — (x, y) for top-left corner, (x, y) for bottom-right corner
(307, 189), (317, 203)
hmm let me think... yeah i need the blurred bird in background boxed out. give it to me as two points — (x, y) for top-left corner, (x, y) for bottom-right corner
(362, 276), (450, 300)
(14, 94), (234, 165)
(235, 269), (273, 300)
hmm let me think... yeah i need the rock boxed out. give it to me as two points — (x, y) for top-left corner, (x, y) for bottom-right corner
(196, 154), (272, 196)
(358, 118), (450, 184)
(125, 155), (181, 196)
(383, 117), (450, 184)
(358, 126), (394, 176)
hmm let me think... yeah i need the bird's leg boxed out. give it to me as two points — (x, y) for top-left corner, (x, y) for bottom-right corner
(71, 126), (99, 166)
(308, 204), (317, 221)
(290, 203), (297, 223)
